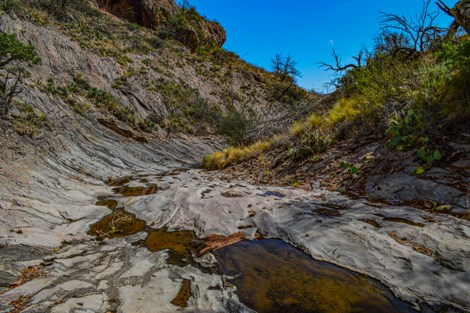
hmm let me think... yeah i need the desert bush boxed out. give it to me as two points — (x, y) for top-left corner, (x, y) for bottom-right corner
(216, 105), (255, 145)
(288, 130), (331, 161)
(0, 0), (21, 13)
(43, 0), (70, 20)
(436, 37), (470, 119)
(151, 78), (219, 134)
(11, 99), (49, 137)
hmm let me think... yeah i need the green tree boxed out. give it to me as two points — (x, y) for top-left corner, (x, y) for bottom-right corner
(0, 33), (41, 116)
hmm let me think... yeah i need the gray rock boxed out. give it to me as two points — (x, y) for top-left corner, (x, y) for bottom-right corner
(367, 172), (467, 208)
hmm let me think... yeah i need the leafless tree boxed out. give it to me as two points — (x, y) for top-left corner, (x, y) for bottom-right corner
(271, 54), (300, 82)
(319, 48), (368, 73)
(379, 0), (444, 54)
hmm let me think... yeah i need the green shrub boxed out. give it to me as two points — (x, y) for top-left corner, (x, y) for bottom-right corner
(216, 105), (255, 145)
(288, 130), (331, 160)
(339, 161), (359, 175)
(43, 0), (70, 20)
(149, 78), (219, 134)
(0, 33), (41, 115)
(436, 38), (470, 119)
(0, 0), (20, 13)
(11, 100), (49, 137)
(387, 108), (428, 151)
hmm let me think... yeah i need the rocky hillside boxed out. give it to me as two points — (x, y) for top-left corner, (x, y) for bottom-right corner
(0, 0), (317, 144)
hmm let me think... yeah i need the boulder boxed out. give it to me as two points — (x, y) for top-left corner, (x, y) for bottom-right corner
(94, 0), (179, 26)
(94, 0), (226, 52)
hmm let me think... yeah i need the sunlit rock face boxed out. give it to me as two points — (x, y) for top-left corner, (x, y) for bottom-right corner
(94, 0), (226, 52)
(94, 0), (179, 27)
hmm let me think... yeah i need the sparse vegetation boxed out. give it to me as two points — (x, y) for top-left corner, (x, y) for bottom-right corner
(339, 161), (359, 175)
(10, 99), (49, 138)
(149, 77), (220, 134)
(0, 0), (20, 13)
(40, 74), (144, 127)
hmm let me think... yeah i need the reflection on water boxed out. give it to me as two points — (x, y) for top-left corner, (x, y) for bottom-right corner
(214, 239), (415, 313)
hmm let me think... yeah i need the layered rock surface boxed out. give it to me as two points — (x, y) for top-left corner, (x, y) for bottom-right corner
(1, 146), (469, 312)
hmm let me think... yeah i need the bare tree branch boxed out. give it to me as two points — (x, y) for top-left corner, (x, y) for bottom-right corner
(379, 0), (444, 54)
(319, 49), (365, 73)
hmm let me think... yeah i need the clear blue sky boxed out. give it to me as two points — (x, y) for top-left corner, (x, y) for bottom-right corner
(189, 0), (458, 92)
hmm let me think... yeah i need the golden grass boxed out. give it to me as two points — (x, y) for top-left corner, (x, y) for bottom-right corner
(289, 121), (305, 137)
(307, 114), (323, 128)
(203, 140), (274, 170)
(328, 97), (362, 125)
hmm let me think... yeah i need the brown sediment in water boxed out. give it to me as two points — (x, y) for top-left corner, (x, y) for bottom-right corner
(383, 217), (425, 227)
(214, 239), (414, 313)
(88, 209), (145, 239)
(95, 199), (118, 210)
(144, 228), (200, 265)
(171, 279), (192, 308)
(112, 184), (161, 197)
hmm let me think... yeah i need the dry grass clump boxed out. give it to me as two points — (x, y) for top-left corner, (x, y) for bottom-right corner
(203, 140), (274, 170)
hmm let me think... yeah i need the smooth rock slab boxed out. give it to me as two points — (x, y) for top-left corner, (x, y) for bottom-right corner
(366, 172), (467, 208)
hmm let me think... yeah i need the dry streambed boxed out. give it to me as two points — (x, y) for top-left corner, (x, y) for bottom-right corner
(1, 169), (469, 313)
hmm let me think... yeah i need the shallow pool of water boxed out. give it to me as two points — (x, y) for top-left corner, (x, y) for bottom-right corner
(214, 239), (415, 313)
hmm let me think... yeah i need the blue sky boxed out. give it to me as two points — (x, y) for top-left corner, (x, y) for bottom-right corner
(189, 0), (458, 92)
